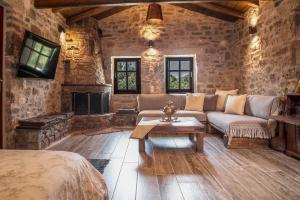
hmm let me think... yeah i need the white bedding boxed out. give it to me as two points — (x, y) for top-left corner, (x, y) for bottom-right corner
(0, 150), (108, 200)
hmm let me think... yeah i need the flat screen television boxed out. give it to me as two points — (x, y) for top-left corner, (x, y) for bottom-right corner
(17, 31), (61, 79)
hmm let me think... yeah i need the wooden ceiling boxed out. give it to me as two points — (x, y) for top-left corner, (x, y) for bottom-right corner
(35, 0), (260, 23)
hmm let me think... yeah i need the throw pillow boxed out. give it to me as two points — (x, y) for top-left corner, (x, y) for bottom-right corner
(203, 95), (218, 112)
(185, 93), (206, 112)
(215, 89), (239, 111)
(225, 94), (248, 115)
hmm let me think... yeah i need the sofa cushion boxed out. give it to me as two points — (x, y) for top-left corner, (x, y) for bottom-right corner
(203, 95), (218, 112)
(185, 93), (205, 112)
(137, 110), (206, 124)
(215, 89), (239, 111)
(207, 112), (271, 140)
(137, 94), (185, 111)
(225, 95), (247, 115)
(174, 110), (206, 122)
(244, 95), (276, 119)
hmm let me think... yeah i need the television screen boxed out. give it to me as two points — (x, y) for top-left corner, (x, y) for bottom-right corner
(17, 31), (61, 79)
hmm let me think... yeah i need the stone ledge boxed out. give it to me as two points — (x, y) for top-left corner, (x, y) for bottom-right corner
(71, 113), (114, 131)
(16, 113), (73, 150)
(71, 113), (137, 131)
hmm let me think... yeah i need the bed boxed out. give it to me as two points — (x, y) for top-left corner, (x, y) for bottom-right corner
(0, 150), (108, 200)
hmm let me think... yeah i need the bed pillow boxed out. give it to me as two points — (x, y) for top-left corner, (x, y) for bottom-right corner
(215, 89), (239, 111)
(185, 93), (206, 112)
(203, 95), (218, 111)
(225, 94), (248, 115)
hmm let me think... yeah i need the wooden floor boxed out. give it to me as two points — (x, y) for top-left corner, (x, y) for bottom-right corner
(49, 131), (300, 200)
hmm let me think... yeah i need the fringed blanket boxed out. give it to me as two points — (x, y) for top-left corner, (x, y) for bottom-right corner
(227, 120), (272, 145)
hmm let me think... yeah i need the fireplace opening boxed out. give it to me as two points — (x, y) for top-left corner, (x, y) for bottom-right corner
(72, 92), (109, 115)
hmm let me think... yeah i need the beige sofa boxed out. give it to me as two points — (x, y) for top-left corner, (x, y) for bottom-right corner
(136, 94), (280, 148)
(137, 94), (208, 124)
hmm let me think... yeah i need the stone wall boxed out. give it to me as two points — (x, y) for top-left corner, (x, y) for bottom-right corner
(63, 18), (106, 85)
(98, 4), (238, 112)
(234, 0), (300, 95)
(2, 0), (66, 148)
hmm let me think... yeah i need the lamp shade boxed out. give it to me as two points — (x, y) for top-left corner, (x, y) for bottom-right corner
(146, 3), (163, 24)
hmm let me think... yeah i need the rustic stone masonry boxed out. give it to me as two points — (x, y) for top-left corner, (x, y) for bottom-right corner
(71, 113), (137, 131)
(112, 113), (137, 127)
(110, 94), (138, 113)
(63, 18), (105, 85)
(98, 4), (238, 112)
(15, 112), (73, 149)
(71, 113), (113, 131)
(233, 0), (300, 95)
(2, 0), (66, 148)
(60, 18), (113, 131)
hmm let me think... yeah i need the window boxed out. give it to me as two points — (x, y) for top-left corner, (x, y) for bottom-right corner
(166, 57), (194, 93)
(114, 58), (141, 94)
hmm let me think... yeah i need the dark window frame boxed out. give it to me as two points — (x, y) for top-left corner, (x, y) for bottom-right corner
(114, 58), (141, 94)
(165, 57), (194, 93)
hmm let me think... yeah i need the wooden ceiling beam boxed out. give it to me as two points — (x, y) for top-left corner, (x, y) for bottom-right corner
(34, 0), (259, 9)
(67, 7), (111, 23)
(174, 3), (238, 22)
(198, 3), (244, 19)
(244, 0), (259, 7)
(52, 8), (66, 13)
(94, 6), (132, 21)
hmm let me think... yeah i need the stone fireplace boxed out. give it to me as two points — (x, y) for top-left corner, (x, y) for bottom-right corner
(72, 92), (109, 115)
(61, 84), (112, 114)
(61, 84), (112, 131)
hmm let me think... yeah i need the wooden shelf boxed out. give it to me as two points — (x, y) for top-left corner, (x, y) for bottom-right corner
(272, 115), (300, 126)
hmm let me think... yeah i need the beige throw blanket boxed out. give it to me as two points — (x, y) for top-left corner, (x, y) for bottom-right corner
(131, 118), (161, 139)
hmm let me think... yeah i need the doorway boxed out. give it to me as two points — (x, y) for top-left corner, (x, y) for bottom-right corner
(0, 6), (4, 148)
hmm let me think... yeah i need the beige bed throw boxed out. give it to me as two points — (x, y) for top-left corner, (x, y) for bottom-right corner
(0, 150), (108, 200)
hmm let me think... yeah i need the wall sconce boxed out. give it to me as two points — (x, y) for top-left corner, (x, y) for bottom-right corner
(58, 25), (65, 33)
(249, 26), (257, 34)
(58, 25), (66, 43)
(148, 40), (154, 48)
(248, 8), (258, 35)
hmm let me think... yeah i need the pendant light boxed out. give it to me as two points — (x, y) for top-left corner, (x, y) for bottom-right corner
(146, 3), (163, 24)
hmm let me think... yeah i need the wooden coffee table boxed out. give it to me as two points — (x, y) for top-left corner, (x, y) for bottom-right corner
(138, 117), (205, 152)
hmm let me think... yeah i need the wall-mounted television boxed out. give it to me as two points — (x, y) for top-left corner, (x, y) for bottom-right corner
(17, 31), (61, 79)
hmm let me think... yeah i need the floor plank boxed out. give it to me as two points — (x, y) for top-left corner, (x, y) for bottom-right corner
(179, 182), (209, 200)
(111, 162), (138, 200)
(157, 176), (184, 200)
(102, 158), (123, 199)
(50, 131), (300, 200)
(136, 141), (161, 200)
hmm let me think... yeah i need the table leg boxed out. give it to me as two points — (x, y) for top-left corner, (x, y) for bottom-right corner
(196, 132), (204, 153)
(139, 138), (145, 152)
(188, 133), (194, 141)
